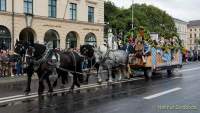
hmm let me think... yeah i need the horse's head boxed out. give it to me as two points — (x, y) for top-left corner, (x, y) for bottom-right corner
(80, 45), (94, 58)
(14, 40), (26, 56)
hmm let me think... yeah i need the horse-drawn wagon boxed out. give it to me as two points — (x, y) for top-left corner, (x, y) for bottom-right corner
(129, 45), (182, 79)
(127, 27), (183, 79)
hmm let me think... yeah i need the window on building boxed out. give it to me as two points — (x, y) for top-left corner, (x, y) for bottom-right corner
(195, 29), (197, 31)
(48, 0), (56, 18)
(66, 31), (77, 49)
(190, 40), (192, 45)
(0, 25), (11, 50)
(190, 34), (192, 38)
(69, 3), (77, 21)
(88, 6), (94, 23)
(0, 0), (6, 11)
(190, 29), (192, 31)
(85, 33), (96, 46)
(24, 0), (33, 14)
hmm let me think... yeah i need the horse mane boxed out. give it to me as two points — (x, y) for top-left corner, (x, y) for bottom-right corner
(33, 43), (46, 60)
(80, 45), (94, 58)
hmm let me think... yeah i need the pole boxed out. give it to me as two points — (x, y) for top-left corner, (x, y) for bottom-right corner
(63, 0), (70, 19)
(12, 0), (14, 50)
(197, 44), (199, 61)
(131, 0), (134, 38)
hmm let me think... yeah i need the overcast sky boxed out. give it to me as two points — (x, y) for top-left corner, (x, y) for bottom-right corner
(106, 0), (200, 22)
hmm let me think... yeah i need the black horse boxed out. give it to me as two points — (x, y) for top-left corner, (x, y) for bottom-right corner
(14, 41), (53, 95)
(15, 41), (94, 93)
(53, 45), (98, 89)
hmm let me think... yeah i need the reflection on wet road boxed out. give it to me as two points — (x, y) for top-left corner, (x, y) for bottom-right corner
(0, 63), (200, 113)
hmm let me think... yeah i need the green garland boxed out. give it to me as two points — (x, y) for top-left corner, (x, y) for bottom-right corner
(125, 26), (182, 53)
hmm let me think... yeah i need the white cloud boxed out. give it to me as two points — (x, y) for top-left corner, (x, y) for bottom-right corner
(106, 0), (200, 21)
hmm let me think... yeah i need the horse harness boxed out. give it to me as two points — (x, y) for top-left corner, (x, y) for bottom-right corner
(99, 49), (125, 67)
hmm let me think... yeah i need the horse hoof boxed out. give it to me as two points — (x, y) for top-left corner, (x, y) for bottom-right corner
(24, 92), (30, 96)
(97, 81), (102, 85)
(24, 89), (30, 96)
(69, 89), (74, 93)
(38, 92), (43, 95)
(48, 89), (53, 93)
(77, 84), (81, 88)
(38, 89), (44, 95)
(107, 82), (112, 86)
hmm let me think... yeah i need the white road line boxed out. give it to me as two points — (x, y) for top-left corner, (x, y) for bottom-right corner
(180, 67), (200, 72)
(144, 87), (182, 100)
(0, 95), (25, 101)
(0, 78), (144, 104)
(171, 77), (183, 80)
(0, 95), (38, 104)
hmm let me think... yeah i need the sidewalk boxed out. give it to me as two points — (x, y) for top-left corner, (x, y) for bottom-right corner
(0, 74), (38, 84)
(182, 61), (200, 65)
(0, 74), (39, 98)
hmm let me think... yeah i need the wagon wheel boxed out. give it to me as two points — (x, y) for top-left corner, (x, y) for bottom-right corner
(144, 69), (152, 81)
(167, 69), (174, 77)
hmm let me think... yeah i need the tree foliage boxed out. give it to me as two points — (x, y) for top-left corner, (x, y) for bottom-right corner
(104, 1), (178, 39)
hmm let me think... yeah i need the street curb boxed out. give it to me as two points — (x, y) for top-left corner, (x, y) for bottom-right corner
(0, 75), (38, 84)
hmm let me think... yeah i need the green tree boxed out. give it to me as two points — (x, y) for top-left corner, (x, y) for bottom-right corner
(104, 2), (178, 39)
(195, 38), (200, 45)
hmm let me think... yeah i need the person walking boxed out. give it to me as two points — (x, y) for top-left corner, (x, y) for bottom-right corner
(16, 58), (22, 76)
(185, 51), (189, 63)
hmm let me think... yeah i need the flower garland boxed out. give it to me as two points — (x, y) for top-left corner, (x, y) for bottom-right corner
(125, 26), (182, 53)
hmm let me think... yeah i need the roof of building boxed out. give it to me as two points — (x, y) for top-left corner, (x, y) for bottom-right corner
(173, 18), (188, 24)
(188, 20), (200, 27)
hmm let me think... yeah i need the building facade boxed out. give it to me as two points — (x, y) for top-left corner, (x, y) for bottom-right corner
(0, 0), (104, 50)
(188, 20), (200, 50)
(173, 18), (188, 49)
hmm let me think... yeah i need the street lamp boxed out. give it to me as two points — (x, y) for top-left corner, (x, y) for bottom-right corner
(25, 13), (33, 43)
(25, 13), (33, 28)
(131, 0), (134, 30)
(131, 0), (134, 38)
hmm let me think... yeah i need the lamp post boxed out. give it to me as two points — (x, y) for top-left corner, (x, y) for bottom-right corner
(12, 0), (14, 50)
(104, 21), (109, 40)
(25, 13), (33, 28)
(131, 0), (134, 38)
(196, 42), (199, 61)
(25, 13), (33, 43)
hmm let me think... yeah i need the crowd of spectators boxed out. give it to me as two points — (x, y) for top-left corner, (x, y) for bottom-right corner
(0, 49), (24, 78)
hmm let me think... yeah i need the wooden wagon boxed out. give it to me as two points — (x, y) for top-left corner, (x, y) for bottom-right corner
(129, 47), (182, 78)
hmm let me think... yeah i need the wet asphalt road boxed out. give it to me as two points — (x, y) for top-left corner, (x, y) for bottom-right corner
(0, 63), (200, 113)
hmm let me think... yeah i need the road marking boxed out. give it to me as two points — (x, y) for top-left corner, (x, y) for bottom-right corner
(171, 77), (183, 80)
(144, 87), (182, 100)
(180, 67), (200, 72)
(0, 95), (25, 101)
(0, 77), (144, 104)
